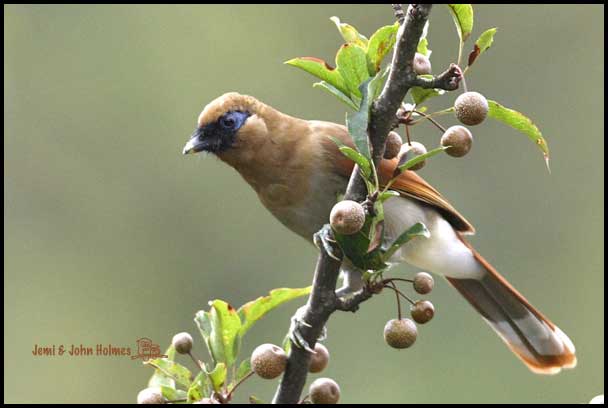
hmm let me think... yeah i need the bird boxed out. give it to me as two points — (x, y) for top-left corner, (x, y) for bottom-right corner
(182, 92), (576, 375)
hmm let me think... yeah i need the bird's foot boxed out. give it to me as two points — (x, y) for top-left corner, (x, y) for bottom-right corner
(288, 306), (326, 352)
(313, 224), (342, 261)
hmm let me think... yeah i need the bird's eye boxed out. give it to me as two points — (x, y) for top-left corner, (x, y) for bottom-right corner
(220, 115), (236, 129)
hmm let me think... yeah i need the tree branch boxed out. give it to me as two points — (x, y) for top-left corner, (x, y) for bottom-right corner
(272, 4), (436, 404)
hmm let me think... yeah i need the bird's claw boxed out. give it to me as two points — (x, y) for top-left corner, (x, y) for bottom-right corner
(313, 224), (341, 261)
(288, 306), (327, 353)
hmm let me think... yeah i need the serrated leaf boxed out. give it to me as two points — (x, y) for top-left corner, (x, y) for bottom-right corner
(468, 27), (497, 67)
(487, 100), (550, 167)
(382, 222), (430, 262)
(330, 16), (368, 48)
(313, 81), (359, 110)
(394, 146), (448, 177)
(204, 362), (227, 393)
(346, 79), (373, 160)
(237, 287), (312, 336)
(148, 345), (177, 389)
(367, 22), (400, 73)
(337, 43), (371, 97)
(448, 4), (474, 42)
(187, 371), (210, 403)
(285, 57), (349, 95)
(145, 358), (193, 389)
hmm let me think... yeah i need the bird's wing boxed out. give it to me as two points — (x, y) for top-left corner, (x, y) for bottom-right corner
(316, 121), (475, 234)
(377, 160), (475, 234)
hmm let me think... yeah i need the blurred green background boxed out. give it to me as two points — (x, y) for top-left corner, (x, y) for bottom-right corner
(4, 4), (604, 404)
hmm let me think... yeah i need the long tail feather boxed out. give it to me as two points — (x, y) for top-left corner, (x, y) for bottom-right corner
(447, 235), (577, 374)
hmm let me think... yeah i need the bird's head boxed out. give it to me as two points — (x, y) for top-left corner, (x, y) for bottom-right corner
(182, 92), (273, 159)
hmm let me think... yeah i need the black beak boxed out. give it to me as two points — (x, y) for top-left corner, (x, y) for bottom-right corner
(182, 128), (205, 155)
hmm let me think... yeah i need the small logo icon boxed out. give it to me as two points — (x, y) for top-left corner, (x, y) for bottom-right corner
(131, 337), (167, 360)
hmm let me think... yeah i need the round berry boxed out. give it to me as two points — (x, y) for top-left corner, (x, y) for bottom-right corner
(250, 343), (287, 379)
(383, 318), (417, 349)
(384, 131), (403, 160)
(330, 200), (366, 235)
(309, 342), (330, 373)
(309, 378), (341, 404)
(454, 91), (488, 126)
(441, 125), (473, 157)
(137, 388), (165, 404)
(171, 332), (193, 355)
(410, 300), (435, 324)
(398, 141), (428, 171)
(413, 272), (434, 294)
(413, 53), (432, 75)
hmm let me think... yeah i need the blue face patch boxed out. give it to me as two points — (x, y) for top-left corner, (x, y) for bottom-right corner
(187, 110), (250, 154)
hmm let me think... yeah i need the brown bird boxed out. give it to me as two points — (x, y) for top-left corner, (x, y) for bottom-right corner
(183, 92), (576, 374)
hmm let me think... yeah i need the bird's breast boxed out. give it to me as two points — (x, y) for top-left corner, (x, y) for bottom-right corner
(257, 168), (348, 242)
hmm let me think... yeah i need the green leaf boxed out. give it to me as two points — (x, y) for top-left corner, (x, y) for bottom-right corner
(378, 190), (400, 202)
(160, 386), (187, 402)
(336, 43), (371, 97)
(468, 27), (497, 67)
(187, 372), (210, 403)
(339, 146), (372, 179)
(330, 16), (368, 48)
(395, 146), (449, 176)
(448, 4), (474, 42)
(417, 21), (431, 57)
(369, 66), (389, 100)
(237, 287), (312, 336)
(194, 310), (214, 363)
(382, 222), (430, 262)
(145, 358), (193, 389)
(285, 57), (349, 95)
(148, 345), (177, 389)
(204, 362), (227, 393)
(410, 83), (444, 106)
(313, 81), (359, 110)
(249, 395), (266, 404)
(487, 100), (550, 167)
(334, 215), (389, 271)
(367, 22), (400, 73)
(346, 79), (373, 160)
(235, 359), (252, 384)
(208, 300), (242, 368)
(281, 333), (292, 355)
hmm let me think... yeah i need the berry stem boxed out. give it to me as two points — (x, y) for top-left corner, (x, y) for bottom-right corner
(413, 109), (447, 133)
(188, 351), (205, 373)
(405, 124), (412, 145)
(384, 284), (416, 306)
(227, 371), (255, 399)
(389, 281), (402, 320)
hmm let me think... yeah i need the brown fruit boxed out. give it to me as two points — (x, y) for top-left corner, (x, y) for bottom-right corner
(383, 318), (417, 349)
(398, 141), (428, 171)
(330, 200), (365, 235)
(137, 388), (165, 404)
(454, 91), (488, 126)
(413, 272), (434, 294)
(250, 343), (287, 379)
(384, 131), (403, 160)
(441, 125), (473, 157)
(171, 332), (193, 355)
(410, 300), (435, 324)
(309, 378), (341, 404)
(309, 342), (330, 373)
(413, 53), (432, 75)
